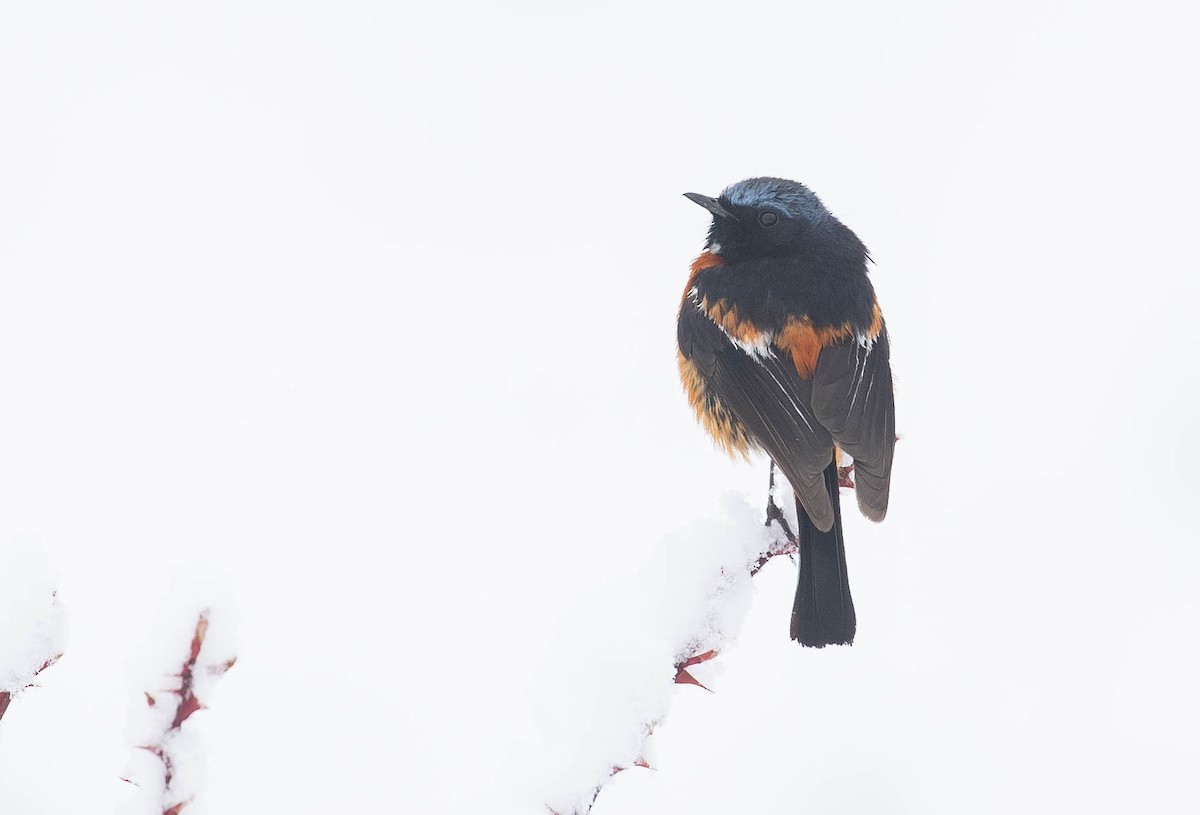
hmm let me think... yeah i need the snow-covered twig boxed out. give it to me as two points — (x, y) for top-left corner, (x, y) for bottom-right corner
(0, 568), (64, 726)
(132, 611), (236, 815)
(0, 652), (62, 724)
(546, 477), (802, 815)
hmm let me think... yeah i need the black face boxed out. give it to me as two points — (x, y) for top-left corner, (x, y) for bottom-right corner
(707, 196), (810, 261)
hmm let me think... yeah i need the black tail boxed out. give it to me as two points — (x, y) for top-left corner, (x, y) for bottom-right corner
(790, 461), (856, 647)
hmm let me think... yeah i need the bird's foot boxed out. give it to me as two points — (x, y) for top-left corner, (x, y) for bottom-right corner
(837, 463), (855, 489)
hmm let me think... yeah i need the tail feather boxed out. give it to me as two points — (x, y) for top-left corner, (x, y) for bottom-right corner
(790, 461), (856, 647)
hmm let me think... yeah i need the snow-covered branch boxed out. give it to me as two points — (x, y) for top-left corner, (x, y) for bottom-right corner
(0, 545), (65, 726)
(541, 479), (804, 815)
(125, 611), (236, 815)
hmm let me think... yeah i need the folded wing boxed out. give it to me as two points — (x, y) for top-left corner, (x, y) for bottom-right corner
(811, 330), (895, 521)
(678, 302), (837, 531)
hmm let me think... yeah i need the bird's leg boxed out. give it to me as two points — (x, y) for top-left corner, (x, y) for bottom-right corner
(754, 461), (799, 576)
(834, 437), (902, 490)
(763, 461), (796, 541)
(834, 447), (856, 489)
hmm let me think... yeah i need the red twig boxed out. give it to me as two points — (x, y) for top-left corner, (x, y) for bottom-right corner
(136, 611), (236, 815)
(546, 751), (655, 815)
(750, 535), (799, 577)
(0, 654), (62, 724)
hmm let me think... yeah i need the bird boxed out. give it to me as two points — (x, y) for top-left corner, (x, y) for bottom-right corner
(676, 177), (894, 647)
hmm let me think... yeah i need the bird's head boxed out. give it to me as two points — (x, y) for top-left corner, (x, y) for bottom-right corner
(684, 177), (834, 261)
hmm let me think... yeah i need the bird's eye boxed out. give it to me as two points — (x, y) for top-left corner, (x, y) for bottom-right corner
(758, 211), (779, 227)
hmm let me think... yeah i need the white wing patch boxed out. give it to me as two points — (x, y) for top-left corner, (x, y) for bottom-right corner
(725, 330), (776, 359)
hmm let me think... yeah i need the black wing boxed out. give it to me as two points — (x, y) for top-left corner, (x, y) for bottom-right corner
(678, 300), (837, 531)
(811, 329), (895, 521)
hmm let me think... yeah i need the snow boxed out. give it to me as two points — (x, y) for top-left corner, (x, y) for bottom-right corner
(2, 1), (1200, 814)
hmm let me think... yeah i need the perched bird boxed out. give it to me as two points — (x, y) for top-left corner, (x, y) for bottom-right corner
(677, 177), (894, 647)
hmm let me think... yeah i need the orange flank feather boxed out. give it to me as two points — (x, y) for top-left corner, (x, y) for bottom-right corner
(688, 254), (770, 349)
(677, 350), (752, 458)
(775, 302), (884, 379)
(702, 298), (764, 347)
(678, 251), (754, 457)
(680, 251), (725, 305)
(690, 250), (725, 275)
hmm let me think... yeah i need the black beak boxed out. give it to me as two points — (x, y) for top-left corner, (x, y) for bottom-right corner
(683, 192), (739, 221)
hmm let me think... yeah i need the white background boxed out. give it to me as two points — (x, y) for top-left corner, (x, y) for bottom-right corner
(1, 1), (1198, 813)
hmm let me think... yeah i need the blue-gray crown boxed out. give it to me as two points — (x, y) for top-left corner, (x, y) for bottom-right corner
(722, 177), (830, 223)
